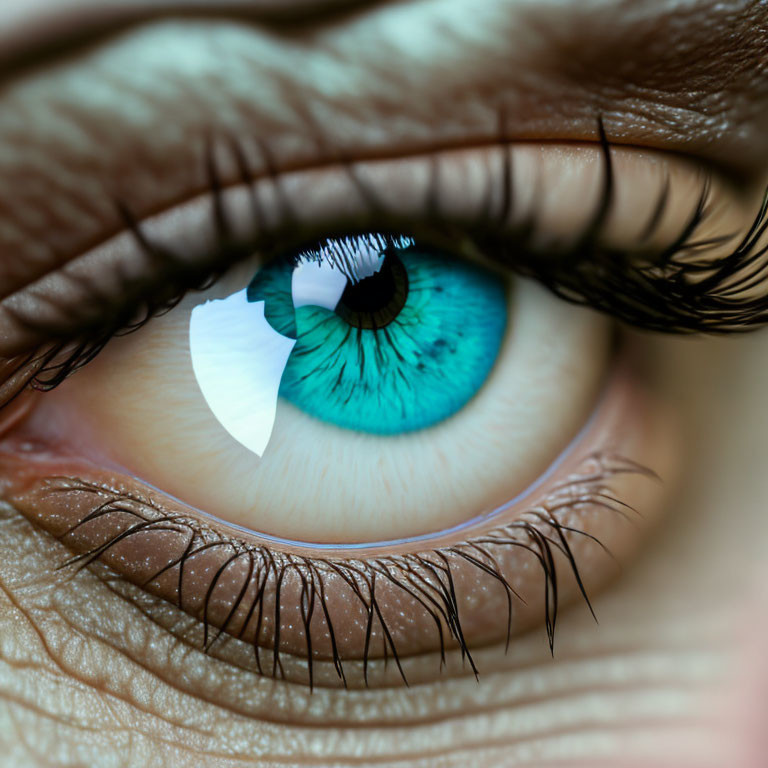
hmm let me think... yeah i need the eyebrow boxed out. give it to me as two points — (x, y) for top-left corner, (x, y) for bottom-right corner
(3, 1), (767, 156)
(1, 0), (766, 182)
(2, 0), (766, 93)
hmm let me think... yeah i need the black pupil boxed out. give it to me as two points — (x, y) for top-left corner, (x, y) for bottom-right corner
(341, 253), (398, 312)
(335, 251), (409, 330)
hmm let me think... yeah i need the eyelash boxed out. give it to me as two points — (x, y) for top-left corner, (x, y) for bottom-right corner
(0, 115), (707, 688)
(2, 115), (768, 409)
(47, 451), (654, 690)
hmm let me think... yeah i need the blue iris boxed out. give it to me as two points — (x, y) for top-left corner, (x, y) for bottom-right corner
(247, 235), (507, 434)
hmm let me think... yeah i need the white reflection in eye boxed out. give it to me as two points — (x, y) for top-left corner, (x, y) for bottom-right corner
(188, 237), (391, 457)
(291, 258), (347, 310)
(189, 289), (295, 456)
(189, 233), (508, 454)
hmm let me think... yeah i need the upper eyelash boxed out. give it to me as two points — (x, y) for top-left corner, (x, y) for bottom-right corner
(45, 451), (654, 690)
(1, 113), (767, 409)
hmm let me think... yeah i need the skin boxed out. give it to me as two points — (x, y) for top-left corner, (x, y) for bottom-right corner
(0, 0), (767, 765)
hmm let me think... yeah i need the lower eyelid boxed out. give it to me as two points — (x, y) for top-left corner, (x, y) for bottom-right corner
(0, 140), (693, 690)
(0, 349), (675, 689)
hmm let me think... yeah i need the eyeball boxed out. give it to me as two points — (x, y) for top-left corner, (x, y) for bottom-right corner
(23, 232), (610, 543)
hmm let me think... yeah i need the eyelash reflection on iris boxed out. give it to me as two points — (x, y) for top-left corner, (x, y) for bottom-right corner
(242, 233), (507, 434)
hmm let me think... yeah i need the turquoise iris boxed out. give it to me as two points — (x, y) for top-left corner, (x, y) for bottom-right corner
(248, 236), (507, 434)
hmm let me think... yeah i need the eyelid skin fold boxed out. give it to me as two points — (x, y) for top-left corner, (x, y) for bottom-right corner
(0, 135), (765, 413)
(0, 353), (674, 690)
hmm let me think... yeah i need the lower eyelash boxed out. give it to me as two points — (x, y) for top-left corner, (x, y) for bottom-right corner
(43, 451), (656, 691)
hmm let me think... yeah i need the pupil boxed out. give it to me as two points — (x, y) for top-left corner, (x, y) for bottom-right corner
(341, 255), (397, 312)
(335, 251), (409, 329)
(244, 233), (508, 435)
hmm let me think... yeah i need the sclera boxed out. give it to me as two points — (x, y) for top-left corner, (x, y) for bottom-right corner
(23, 275), (609, 543)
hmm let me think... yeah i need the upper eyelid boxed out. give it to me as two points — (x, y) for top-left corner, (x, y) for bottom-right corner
(2, 99), (756, 311)
(0, 132), (649, 331)
(0, 134), (764, 380)
(1, 4), (765, 295)
(0, 132), (539, 306)
(0, 132), (562, 309)
(0, 138), (519, 361)
(0, 126), (732, 307)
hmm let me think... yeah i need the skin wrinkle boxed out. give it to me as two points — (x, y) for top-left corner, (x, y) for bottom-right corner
(0, 576), (732, 768)
(0, 521), (223, 741)
(0, 453), (740, 767)
(91, 566), (733, 731)
(1, 2), (768, 301)
(0, 599), (210, 743)
(105, 576), (728, 729)
(0, 536), (728, 764)
(102, 570), (727, 729)
(529, 1), (768, 122)
(0, 1), (767, 766)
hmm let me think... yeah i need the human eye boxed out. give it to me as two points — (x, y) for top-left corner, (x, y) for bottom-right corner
(1, 112), (764, 689)
(1, 4), (767, 763)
